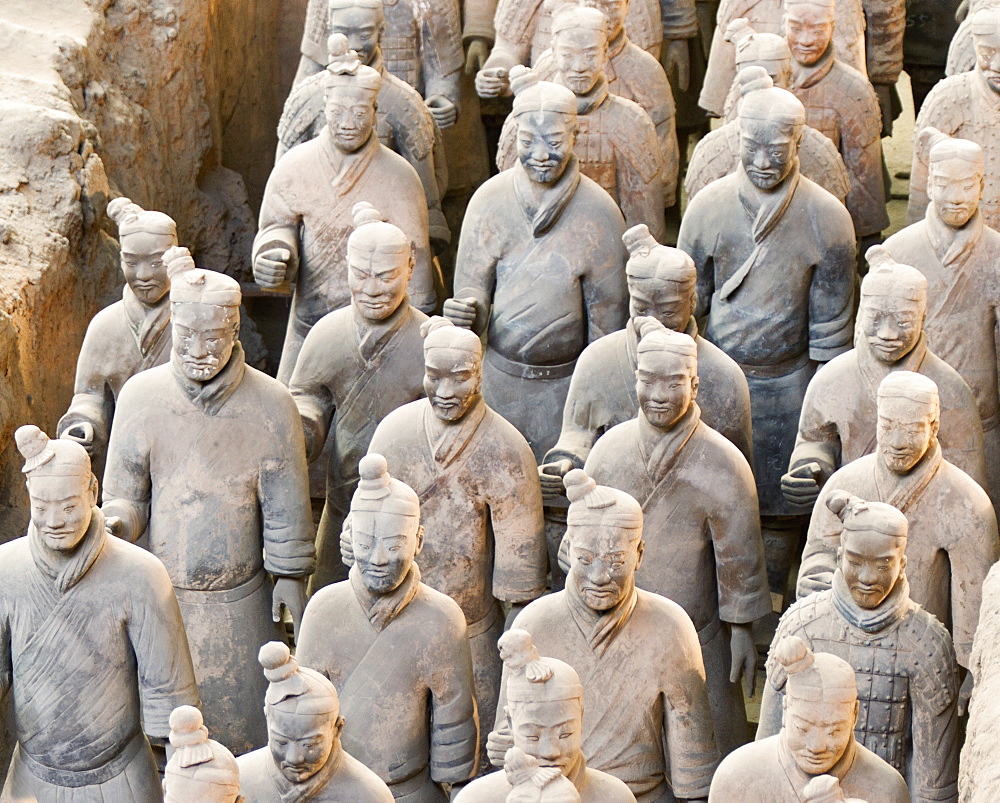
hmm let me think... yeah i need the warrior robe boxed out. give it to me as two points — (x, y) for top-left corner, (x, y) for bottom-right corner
(102, 343), (315, 753)
(289, 301), (428, 589)
(253, 128), (435, 383)
(454, 756), (636, 802)
(789, 332), (987, 492)
(296, 565), (479, 801)
(500, 586), (720, 802)
(238, 745), (394, 803)
(908, 70), (1000, 229)
(545, 316), (753, 468)
(57, 286), (171, 463)
(685, 117), (851, 205)
(453, 156), (627, 459)
(796, 444), (999, 666)
(884, 205), (1000, 504)
(585, 406), (770, 755)
(369, 396), (547, 741)
(761, 575), (959, 802)
(0, 510), (198, 801)
(497, 76), (666, 235)
(678, 166), (856, 515)
(708, 734), (908, 803)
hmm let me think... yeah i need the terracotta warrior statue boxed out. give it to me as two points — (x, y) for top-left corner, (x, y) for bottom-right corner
(278, 19), (450, 248)
(782, 246), (987, 514)
(495, 7), (668, 238)
(445, 70), (627, 460)
(583, 323), (770, 755)
(0, 427), (198, 802)
(709, 636), (908, 802)
(297, 0), (463, 130)
(946, 0), (1000, 77)
(237, 642), (394, 802)
(163, 706), (242, 803)
(783, 0), (889, 242)
(491, 470), (720, 802)
(454, 631), (635, 802)
(763, 494), (961, 802)
(501, 747), (586, 802)
(289, 203), (428, 589)
(909, 7), (1000, 229)
(57, 199), (180, 465)
(886, 130), (1000, 505)
(254, 36), (435, 383)
(796, 372), (998, 703)
(297, 455), (480, 800)
(366, 316), (547, 750)
(103, 268), (315, 753)
(677, 73), (855, 596)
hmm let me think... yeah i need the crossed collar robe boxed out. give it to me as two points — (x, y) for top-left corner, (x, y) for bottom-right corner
(0, 509), (198, 801)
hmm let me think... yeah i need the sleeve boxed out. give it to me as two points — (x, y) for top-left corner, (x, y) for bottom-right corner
(840, 89), (890, 237)
(808, 208), (856, 361)
(754, 676), (785, 739)
(939, 380), (988, 491)
(300, 0), (330, 64)
(453, 189), (500, 336)
(677, 199), (715, 321)
(393, 171), (438, 314)
(698, 0), (738, 115)
(543, 350), (610, 468)
(422, 0), (465, 106)
(428, 611), (480, 783)
(794, 482), (842, 597)
(580, 213), (629, 343)
(294, 592), (334, 678)
(56, 322), (115, 453)
(464, 0), (498, 42)
(863, 0), (906, 85)
(101, 387), (152, 542)
(787, 368), (842, 481)
(948, 491), (1000, 666)
(129, 559), (200, 739)
(259, 390), (317, 578)
(287, 325), (338, 462)
(661, 0), (698, 40)
(614, 115), (668, 240)
(253, 163), (302, 286)
(482, 0), (537, 72)
(392, 106), (451, 246)
(0, 603), (10, 705)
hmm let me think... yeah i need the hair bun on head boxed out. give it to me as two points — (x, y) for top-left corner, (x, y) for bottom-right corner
(633, 315), (666, 340)
(563, 469), (596, 503)
(359, 453), (390, 484)
(327, 32), (350, 60)
(420, 315), (455, 339)
(738, 65), (773, 96)
(510, 64), (539, 96)
(258, 641), (299, 682)
(725, 17), (754, 45)
(825, 489), (866, 523)
(864, 244), (893, 272)
(772, 635), (815, 676)
(352, 201), (385, 228)
(107, 197), (144, 225)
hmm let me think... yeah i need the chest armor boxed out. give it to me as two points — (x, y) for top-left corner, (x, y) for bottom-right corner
(375, 107), (395, 151)
(382, 0), (422, 94)
(803, 101), (841, 150)
(574, 114), (618, 200)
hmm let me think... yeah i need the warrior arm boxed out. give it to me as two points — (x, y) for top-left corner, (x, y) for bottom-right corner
(452, 193), (499, 335)
(940, 381), (988, 490)
(391, 114), (451, 245)
(102, 391), (153, 542)
(661, 0), (699, 40)
(698, 13), (735, 116)
(863, 0), (906, 86)
(948, 496), (999, 666)
(615, 126), (668, 240)
(428, 613), (481, 783)
(794, 484), (842, 597)
(581, 226), (629, 344)
(482, 0), (537, 72)
(754, 679), (784, 739)
(841, 109), (890, 236)
(464, 0), (498, 44)
(421, 0), (465, 107)
(398, 186), (439, 314)
(56, 322), (117, 452)
(0, 609), (9, 705)
(287, 327), (338, 462)
(677, 205), (715, 321)
(543, 348), (609, 468)
(787, 374), (843, 482)
(808, 220), (857, 361)
(300, 0), (330, 67)
(254, 169), (303, 286)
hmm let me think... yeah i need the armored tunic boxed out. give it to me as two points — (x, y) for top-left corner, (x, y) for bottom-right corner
(496, 76), (666, 237)
(761, 577), (959, 803)
(945, 0), (993, 76)
(238, 747), (394, 803)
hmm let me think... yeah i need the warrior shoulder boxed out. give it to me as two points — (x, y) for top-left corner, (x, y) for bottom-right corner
(899, 606), (959, 713)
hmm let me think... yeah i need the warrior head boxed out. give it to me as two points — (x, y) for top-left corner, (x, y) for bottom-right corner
(18, 425), (96, 553)
(350, 454), (423, 595)
(622, 224), (697, 331)
(857, 246), (927, 365)
(327, 0), (385, 66)
(828, 491), (908, 610)
(634, 319), (699, 431)
(164, 706), (243, 803)
(510, 66), (579, 186)
(876, 371), (940, 475)
(169, 268), (241, 383)
(727, 18), (792, 89)
(347, 202), (413, 322)
(259, 641), (345, 785)
(421, 316), (483, 423)
(921, 127), (985, 228)
(736, 67), (805, 191)
(107, 197), (178, 306)
(562, 469), (643, 612)
(550, 3), (609, 97)
(972, 6), (1000, 93)
(783, 0), (835, 68)
(505, 746), (583, 802)
(323, 33), (381, 153)
(775, 635), (859, 776)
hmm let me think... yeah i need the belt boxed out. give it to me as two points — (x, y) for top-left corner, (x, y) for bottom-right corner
(19, 729), (146, 788)
(466, 602), (502, 639)
(389, 765), (431, 797)
(736, 351), (811, 379)
(173, 569), (268, 605)
(486, 348), (577, 380)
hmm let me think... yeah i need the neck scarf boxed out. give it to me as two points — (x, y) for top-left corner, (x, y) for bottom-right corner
(573, 74), (609, 115)
(29, 506), (106, 594)
(352, 296), (410, 363)
(832, 568), (912, 634)
(638, 402), (701, 480)
(925, 202), (985, 271)
(873, 438), (943, 515)
(423, 394), (488, 467)
(792, 43), (835, 90)
(270, 743), (344, 803)
(513, 154), (582, 237)
(171, 340), (247, 416)
(350, 562), (422, 632)
(566, 579), (638, 657)
(855, 330), (928, 404)
(122, 285), (171, 357)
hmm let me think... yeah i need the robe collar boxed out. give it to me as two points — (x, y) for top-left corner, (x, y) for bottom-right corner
(873, 438), (943, 515)
(925, 202), (985, 271)
(350, 562), (422, 632)
(29, 506), (106, 594)
(171, 341), (247, 416)
(423, 394), (488, 467)
(792, 44), (835, 90)
(351, 297), (411, 364)
(637, 403), (701, 479)
(606, 28), (627, 62)
(565, 752), (587, 790)
(369, 48), (385, 75)
(122, 285), (171, 357)
(832, 567), (912, 634)
(973, 68), (1000, 111)
(565, 578), (638, 657)
(320, 125), (380, 198)
(269, 741), (345, 803)
(777, 731), (858, 794)
(513, 154), (582, 237)
(573, 74), (609, 116)
(854, 330), (928, 404)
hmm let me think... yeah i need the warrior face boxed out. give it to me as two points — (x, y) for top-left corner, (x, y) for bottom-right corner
(509, 698), (584, 778)
(740, 117), (800, 191)
(171, 302), (239, 383)
(858, 294), (924, 364)
(784, 2), (834, 68)
(329, 5), (385, 65)
(325, 85), (377, 153)
(928, 159), (984, 228)
(839, 527), (906, 609)
(974, 33), (1000, 93)
(351, 510), (422, 594)
(567, 524), (643, 611)
(636, 349), (698, 430)
(628, 279), (695, 336)
(28, 473), (97, 552)
(876, 396), (939, 474)
(424, 347), (482, 423)
(516, 111), (577, 186)
(347, 248), (413, 321)
(267, 708), (341, 784)
(120, 229), (176, 306)
(553, 27), (607, 96)
(782, 697), (858, 775)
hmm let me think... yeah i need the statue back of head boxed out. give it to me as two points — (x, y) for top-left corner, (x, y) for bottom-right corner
(737, 67), (805, 131)
(164, 706), (241, 803)
(727, 17), (791, 74)
(861, 246), (927, 306)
